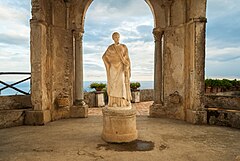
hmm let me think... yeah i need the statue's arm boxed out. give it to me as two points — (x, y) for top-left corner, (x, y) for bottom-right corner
(123, 45), (132, 101)
(123, 45), (131, 78)
(102, 51), (110, 78)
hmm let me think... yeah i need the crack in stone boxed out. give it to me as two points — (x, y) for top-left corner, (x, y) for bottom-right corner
(0, 110), (25, 128)
(77, 149), (104, 160)
(33, 148), (54, 152)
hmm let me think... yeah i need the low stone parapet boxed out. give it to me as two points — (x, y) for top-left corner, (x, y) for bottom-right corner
(0, 109), (26, 128)
(140, 89), (153, 102)
(0, 95), (32, 110)
(206, 108), (240, 129)
(85, 89), (154, 108)
(0, 95), (32, 128)
(205, 95), (240, 110)
(205, 94), (240, 129)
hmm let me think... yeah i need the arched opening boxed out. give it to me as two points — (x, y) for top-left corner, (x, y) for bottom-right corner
(83, 0), (155, 115)
(27, 0), (208, 125)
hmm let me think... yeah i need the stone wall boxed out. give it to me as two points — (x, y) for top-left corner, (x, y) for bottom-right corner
(205, 95), (240, 110)
(205, 95), (240, 129)
(0, 90), (154, 128)
(85, 89), (154, 108)
(0, 95), (32, 110)
(163, 25), (186, 120)
(1, 93), (240, 129)
(84, 92), (96, 108)
(140, 89), (154, 102)
(215, 91), (240, 97)
(0, 95), (32, 128)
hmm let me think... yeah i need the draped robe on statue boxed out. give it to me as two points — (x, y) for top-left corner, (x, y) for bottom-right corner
(102, 44), (132, 107)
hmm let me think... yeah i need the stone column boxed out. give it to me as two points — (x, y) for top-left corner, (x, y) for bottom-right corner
(186, 18), (207, 124)
(25, 0), (51, 125)
(149, 27), (165, 117)
(153, 27), (164, 105)
(70, 28), (88, 118)
(74, 29), (84, 103)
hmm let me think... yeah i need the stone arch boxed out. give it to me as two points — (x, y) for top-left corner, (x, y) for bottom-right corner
(27, 0), (207, 126)
(145, 0), (157, 27)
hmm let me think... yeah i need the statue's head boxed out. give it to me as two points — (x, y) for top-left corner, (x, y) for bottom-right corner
(112, 32), (120, 44)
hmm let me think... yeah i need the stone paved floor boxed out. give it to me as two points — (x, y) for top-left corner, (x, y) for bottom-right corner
(1, 102), (240, 161)
(88, 101), (153, 116)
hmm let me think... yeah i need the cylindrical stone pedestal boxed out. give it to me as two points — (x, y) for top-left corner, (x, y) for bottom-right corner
(102, 107), (138, 143)
(95, 91), (105, 107)
(131, 90), (140, 103)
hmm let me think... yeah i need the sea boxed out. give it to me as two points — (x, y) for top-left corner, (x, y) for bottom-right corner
(0, 81), (153, 96)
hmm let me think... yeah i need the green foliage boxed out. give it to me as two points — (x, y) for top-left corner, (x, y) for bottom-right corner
(130, 82), (141, 89)
(205, 79), (213, 87)
(221, 79), (232, 89)
(90, 82), (106, 91)
(205, 78), (240, 90)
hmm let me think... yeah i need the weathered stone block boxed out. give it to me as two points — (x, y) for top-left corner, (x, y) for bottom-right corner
(131, 91), (140, 103)
(51, 108), (70, 121)
(149, 103), (166, 118)
(84, 92), (96, 108)
(205, 95), (240, 110)
(95, 92), (105, 107)
(236, 155), (240, 161)
(25, 110), (51, 125)
(0, 95), (31, 110)
(149, 99), (185, 120)
(140, 89), (153, 102)
(0, 110), (26, 128)
(70, 105), (88, 118)
(207, 109), (240, 129)
(186, 109), (207, 124)
(230, 112), (240, 129)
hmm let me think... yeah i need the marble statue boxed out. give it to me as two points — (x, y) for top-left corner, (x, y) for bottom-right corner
(102, 32), (132, 107)
(102, 32), (137, 143)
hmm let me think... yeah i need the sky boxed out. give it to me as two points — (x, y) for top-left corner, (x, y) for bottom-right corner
(0, 0), (239, 82)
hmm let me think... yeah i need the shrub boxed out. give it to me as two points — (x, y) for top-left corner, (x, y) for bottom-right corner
(130, 82), (141, 90)
(90, 82), (106, 91)
(205, 78), (240, 90)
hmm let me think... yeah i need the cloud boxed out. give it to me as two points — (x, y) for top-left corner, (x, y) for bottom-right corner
(205, 44), (240, 78)
(0, 0), (30, 82)
(207, 46), (240, 62)
(206, 46), (240, 79)
(0, 1), (30, 25)
(84, 0), (154, 81)
(205, 0), (240, 79)
(86, 0), (153, 22)
(0, 0), (30, 10)
(206, 0), (240, 48)
(205, 60), (240, 79)
(0, 0), (30, 46)
(0, 33), (29, 46)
